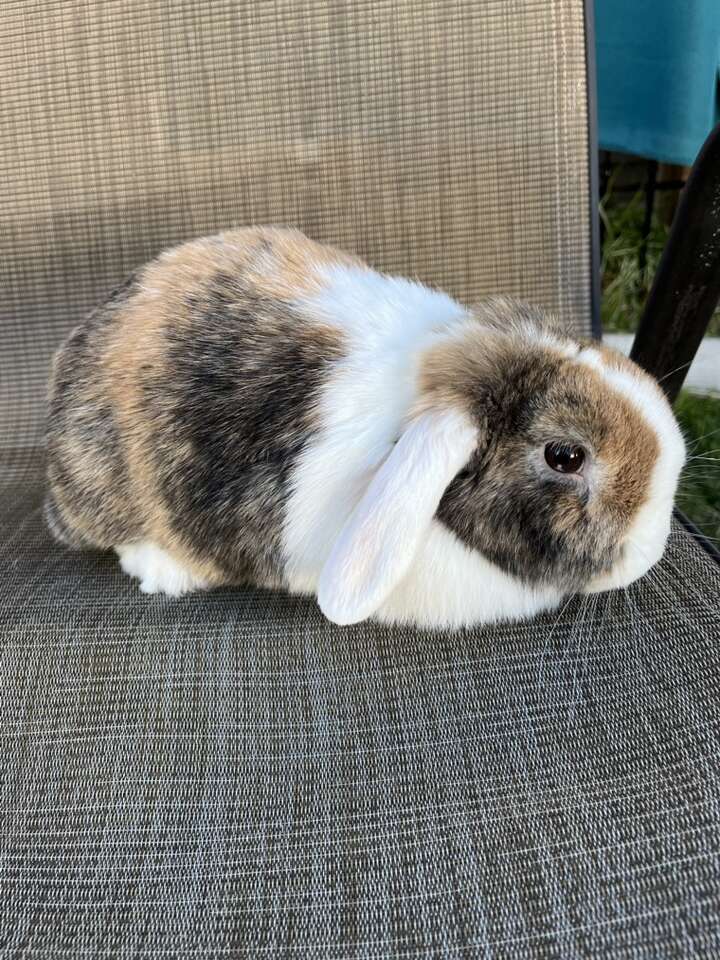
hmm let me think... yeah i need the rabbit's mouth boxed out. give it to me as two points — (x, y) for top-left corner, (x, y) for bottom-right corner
(582, 522), (670, 595)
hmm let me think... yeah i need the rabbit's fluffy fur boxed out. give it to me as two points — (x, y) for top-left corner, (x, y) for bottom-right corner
(46, 228), (685, 628)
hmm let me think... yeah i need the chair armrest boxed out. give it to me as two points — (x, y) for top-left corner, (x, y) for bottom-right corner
(630, 122), (720, 403)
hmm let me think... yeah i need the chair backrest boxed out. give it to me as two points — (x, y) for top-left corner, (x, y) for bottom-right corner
(1, 0), (596, 460)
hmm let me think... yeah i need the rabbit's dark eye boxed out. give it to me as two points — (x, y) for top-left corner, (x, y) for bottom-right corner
(544, 442), (585, 474)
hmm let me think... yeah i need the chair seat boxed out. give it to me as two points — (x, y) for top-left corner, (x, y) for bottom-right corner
(1, 478), (719, 957)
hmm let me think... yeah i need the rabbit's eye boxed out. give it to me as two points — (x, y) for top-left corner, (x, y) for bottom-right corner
(544, 442), (585, 474)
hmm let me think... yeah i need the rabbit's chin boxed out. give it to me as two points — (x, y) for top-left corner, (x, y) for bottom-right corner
(581, 547), (675, 600)
(365, 521), (564, 630)
(582, 492), (675, 596)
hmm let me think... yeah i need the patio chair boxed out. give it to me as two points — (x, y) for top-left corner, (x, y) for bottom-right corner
(1, 1), (719, 955)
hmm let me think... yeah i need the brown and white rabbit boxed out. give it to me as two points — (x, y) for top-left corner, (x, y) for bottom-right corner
(45, 227), (686, 628)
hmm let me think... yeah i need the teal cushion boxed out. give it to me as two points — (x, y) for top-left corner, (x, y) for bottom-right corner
(596, 0), (720, 165)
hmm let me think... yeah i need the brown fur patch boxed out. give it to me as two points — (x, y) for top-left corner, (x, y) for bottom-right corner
(540, 364), (659, 523)
(413, 321), (511, 417)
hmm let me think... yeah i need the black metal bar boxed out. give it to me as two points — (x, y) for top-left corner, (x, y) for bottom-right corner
(630, 121), (720, 402)
(583, 0), (602, 339)
(674, 510), (720, 566)
(638, 159), (658, 278)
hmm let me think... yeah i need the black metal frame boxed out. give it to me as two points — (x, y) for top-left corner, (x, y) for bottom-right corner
(676, 510), (720, 565)
(583, 0), (602, 339)
(630, 121), (720, 403)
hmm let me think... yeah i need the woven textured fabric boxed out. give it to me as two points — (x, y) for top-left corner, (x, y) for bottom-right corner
(1, 0), (593, 459)
(3, 1), (719, 955)
(1, 485), (719, 957)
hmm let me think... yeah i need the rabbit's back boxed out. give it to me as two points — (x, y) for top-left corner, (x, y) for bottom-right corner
(45, 228), (353, 586)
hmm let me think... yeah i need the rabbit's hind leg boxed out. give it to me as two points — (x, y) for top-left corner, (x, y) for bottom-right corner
(115, 542), (210, 597)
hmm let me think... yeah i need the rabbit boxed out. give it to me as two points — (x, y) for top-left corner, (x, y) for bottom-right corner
(45, 226), (686, 629)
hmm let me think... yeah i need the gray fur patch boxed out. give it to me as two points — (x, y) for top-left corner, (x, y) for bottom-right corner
(132, 272), (344, 587)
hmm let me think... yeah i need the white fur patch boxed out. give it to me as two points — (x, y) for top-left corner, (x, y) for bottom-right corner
(283, 266), (468, 590)
(116, 542), (209, 597)
(283, 265), (565, 628)
(374, 521), (563, 629)
(317, 409), (479, 625)
(576, 348), (686, 592)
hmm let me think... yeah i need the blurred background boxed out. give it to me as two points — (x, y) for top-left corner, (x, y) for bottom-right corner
(595, 0), (720, 542)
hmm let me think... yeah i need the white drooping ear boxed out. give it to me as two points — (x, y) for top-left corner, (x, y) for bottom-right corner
(317, 409), (478, 625)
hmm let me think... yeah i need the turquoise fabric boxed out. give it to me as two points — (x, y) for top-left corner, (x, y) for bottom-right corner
(595, 0), (720, 165)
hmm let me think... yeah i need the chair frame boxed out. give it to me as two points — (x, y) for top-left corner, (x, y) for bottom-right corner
(627, 120), (720, 566)
(630, 121), (720, 404)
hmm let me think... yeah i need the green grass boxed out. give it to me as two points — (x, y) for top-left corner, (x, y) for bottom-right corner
(674, 391), (720, 544)
(600, 176), (720, 544)
(600, 187), (720, 336)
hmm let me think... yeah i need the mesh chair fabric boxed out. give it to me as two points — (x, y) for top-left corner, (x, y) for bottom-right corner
(1, 489), (719, 957)
(1, 0), (593, 459)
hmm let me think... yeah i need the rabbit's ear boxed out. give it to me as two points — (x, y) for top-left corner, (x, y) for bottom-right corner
(317, 409), (478, 625)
